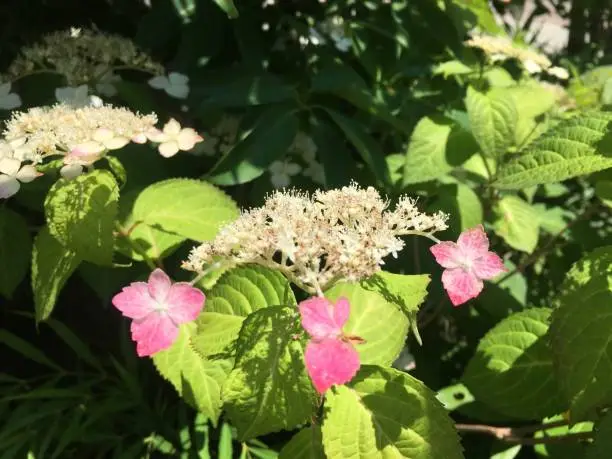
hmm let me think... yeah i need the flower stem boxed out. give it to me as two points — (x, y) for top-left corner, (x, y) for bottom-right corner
(114, 222), (157, 270)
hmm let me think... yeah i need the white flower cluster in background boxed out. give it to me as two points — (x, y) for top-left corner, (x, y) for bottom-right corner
(183, 183), (448, 294)
(465, 34), (569, 79)
(268, 132), (325, 188)
(303, 17), (351, 52)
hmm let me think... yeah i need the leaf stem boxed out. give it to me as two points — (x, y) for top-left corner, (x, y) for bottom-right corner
(114, 222), (157, 270)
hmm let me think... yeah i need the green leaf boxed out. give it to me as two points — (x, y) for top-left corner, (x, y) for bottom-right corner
(312, 61), (410, 134)
(465, 86), (517, 158)
(44, 170), (119, 265)
(223, 306), (318, 440)
(436, 383), (475, 412)
(534, 414), (592, 458)
(322, 366), (464, 459)
(205, 265), (296, 316)
(323, 108), (390, 186)
(279, 427), (325, 459)
(104, 156), (127, 188)
(594, 179), (612, 208)
(115, 189), (185, 262)
(549, 246), (612, 419)
(212, 0), (238, 18)
(0, 329), (62, 371)
(132, 179), (238, 242)
(586, 411), (612, 459)
(0, 208), (31, 298)
(192, 312), (244, 358)
(402, 116), (478, 185)
(428, 182), (483, 237)
(207, 105), (299, 186)
(492, 195), (540, 253)
(433, 60), (474, 78)
(194, 71), (295, 108)
(31, 227), (81, 323)
(325, 282), (409, 366)
(462, 308), (565, 420)
(494, 111), (612, 189)
(152, 323), (231, 423)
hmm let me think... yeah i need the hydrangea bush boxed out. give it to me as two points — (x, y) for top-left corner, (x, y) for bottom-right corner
(1, 0), (612, 457)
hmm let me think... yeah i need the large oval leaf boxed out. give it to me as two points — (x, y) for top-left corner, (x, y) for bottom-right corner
(549, 246), (612, 419)
(494, 111), (612, 189)
(153, 323), (231, 424)
(31, 227), (81, 323)
(462, 308), (565, 420)
(321, 366), (464, 459)
(132, 178), (238, 242)
(193, 265), (295, 357)
(223, 306), (318, 440)
(44, 170), (119, 265)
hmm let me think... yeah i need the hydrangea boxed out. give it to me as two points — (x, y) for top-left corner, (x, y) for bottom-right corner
(146, 118), (203, 158)
(148, 72), (190, 99)
(111, 269), (206, 356)
(430, 225), (506, 306)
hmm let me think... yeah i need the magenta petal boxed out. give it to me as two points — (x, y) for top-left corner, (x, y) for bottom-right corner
(430, 241), (461, 269)
(304, 338), (360, 394)
(457, 225), (489, 256)
(112, 282), (156, 320)
(147, 269), (172, 302)
(166, 283), (206, 324)
(441, 268), (483, 307)
(333, 297), (350, 329)
(473, 252), (507, 280)
(299, 297), (342, 340)
(130, 313), (179, 357)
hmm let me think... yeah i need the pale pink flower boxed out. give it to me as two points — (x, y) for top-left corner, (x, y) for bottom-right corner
(0, 158), (41, 199)
(430, 225), (506, 306)
(299, 296), (363, 394)
(112, 269), (205, 357)
(147, 119), (203, 158)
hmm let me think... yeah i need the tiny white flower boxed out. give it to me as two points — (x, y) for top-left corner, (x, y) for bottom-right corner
(269, 160), (301, 188)
(147, 118), (203, 157)
(303, 160), (326, 185)
(0, 158), (41, 199)
(89, 95), (104, 107)
(95, 72), (120, 97)
(0, 83), (22, 110)
(60, 164), (85, 180)
(523, 59), (543, 74)
(70, 27), (82, 38)
(547, 66), (569, 80)
(55, 85), (91, 107)
(148, 72), (189, 99)
(290, 132), (317, 162)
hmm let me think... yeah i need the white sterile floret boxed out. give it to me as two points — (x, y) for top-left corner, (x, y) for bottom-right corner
(146, 118), (203, 158)
(269, 160), (301, 188)
(148, 72), (189, 99)
(0, 83), (21, 110)
(183, 183), (448, 295)
(0, 158), (41, 198)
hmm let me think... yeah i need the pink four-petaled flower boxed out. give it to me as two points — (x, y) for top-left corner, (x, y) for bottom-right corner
(430, 225), (506, 306)
(299, 296), (363, 394)
(112, 269), (205, 357)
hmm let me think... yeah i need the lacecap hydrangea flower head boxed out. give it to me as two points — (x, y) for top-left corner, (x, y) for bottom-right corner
(0, 103), (202, 195)
(112, 184), (505, 394)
